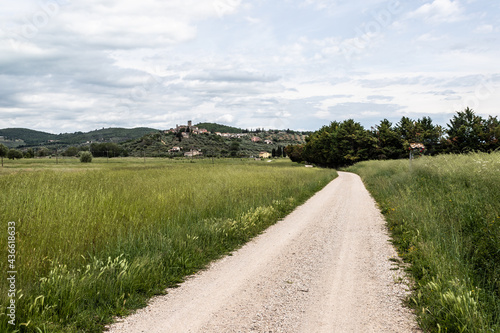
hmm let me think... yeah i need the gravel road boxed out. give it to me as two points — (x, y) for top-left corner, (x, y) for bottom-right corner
(107, 171), (421, 333)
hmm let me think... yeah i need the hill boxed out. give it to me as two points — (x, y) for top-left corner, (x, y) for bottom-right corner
(56, 127), (158, 145)
(195, 122), (245, 134)
(1, 123), (309, 157)
(0, 127), (158, 147)
(123, 130), (307, 158)
(0, 128), (55, 146)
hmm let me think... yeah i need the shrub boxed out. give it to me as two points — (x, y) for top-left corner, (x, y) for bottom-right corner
(7, 149), (23, 160)
(79, 151), (93, 163)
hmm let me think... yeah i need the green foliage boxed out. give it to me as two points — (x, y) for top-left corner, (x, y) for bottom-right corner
(0, 128), (55, 145)
(195, 122), (244, 134)
(0, 127), (157, 146)
(0, 143), (7, 166)
(302, 119), (376, 168)
(372, 119), (403, 159)
(229, 141), (240, 157)
(7, 149), (23, 160)
(0, 159), (337, 332)
(446, 107), (490, 153)
(0, 143), (9, 157)
(347, 152), (500, 332)
(37, 147), (50, 157)
(63, 146), (79, 157)
(24, 148), (35, 158)
(90, 142), (125, 158)
(122, 129), (305, 159)
(79, 151), (93, 163)
(287, 109), (499, 167)
(284, 144), (304, 163)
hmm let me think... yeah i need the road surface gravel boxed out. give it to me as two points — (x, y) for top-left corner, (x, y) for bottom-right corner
(107, 171), (421, 333)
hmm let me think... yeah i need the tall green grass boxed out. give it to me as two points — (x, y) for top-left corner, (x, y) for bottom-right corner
(0, 158), (337, 332)
(348, 152), (500, 332)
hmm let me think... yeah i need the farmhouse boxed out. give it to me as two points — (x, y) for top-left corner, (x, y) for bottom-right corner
(251, 136), (261, 142)
(169, 146), (181, 152)
(184, 150), (203, 157)
(259, 152), (271, 158)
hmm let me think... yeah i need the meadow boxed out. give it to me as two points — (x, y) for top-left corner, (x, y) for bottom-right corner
(0, 157), (337, 332)
(347, 152), (500, 333)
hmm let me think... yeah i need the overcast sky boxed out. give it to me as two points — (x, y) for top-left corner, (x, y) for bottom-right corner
(1, 0), (499, 133)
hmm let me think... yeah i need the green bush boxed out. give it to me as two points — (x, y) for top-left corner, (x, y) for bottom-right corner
(7, 149), (23, 160)
(79, 151), (93, 163)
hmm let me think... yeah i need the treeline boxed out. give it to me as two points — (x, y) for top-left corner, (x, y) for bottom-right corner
(0, 127), (157, 147)
(88, 143), (128, 157)
(285, 108), (500, 168)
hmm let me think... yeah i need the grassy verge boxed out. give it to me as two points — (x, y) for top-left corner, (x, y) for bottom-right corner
(0, 158), (337, 332)
(347, 152), (500, 332)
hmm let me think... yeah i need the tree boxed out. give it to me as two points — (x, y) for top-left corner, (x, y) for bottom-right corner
(229, 141), (240, 157)
(480, 116), (500, 152)
(63, 146), (79, 157)
(372, 119), (403, 159)
(284, 144), (304, 163)
(89, 143), (125, 158)
(277, 146), (282, 158)
(271, 148), (277, 158)
(415, 116), (444, 155)
(24, 148), (35, 158)
(37, 147), (50, 157)
(446, 107), (484, 152)
(7, 149), (23, 160)
(395, 116), (418, 146)
(0, 144), (8, 167)
(79, 151), (93, 163)
(302, 119), (376, 168)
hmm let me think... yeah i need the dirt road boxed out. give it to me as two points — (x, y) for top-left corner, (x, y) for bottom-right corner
(108, 172), (420, 332)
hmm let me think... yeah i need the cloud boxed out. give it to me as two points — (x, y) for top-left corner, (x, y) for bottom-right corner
(409, 0), (464, 23)
(184, 70), (281, 83)
(0, 0), (499, 133)
(474, 24), (494, 34)
(416, 32), (445, 42)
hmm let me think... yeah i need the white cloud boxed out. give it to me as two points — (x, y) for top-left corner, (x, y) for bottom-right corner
(416, 32), (444, 42)
(0, 0), (499, 133)
(409, 0), (464, 23)
(474, 24), (493, 33)
(314, 110), (331, 119)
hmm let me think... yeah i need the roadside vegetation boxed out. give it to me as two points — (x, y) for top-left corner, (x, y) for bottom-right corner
(0, 158), (337, 332)
(347, 152), (500, 332)
(286, 108), (500, 168)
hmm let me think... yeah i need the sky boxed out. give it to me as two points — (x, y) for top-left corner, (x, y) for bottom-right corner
(0, 0), (499, 133)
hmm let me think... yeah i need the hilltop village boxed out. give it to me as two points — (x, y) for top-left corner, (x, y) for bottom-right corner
(0, 121), (308, 159)
(117, 120), (308, 158)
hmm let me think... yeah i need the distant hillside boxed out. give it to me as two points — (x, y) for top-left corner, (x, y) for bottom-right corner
(56, 127), (158, 145)
(123, 129), (307, 158)
(0, 127), (158, 147)
(195, 122), (245, 134)
(0, 128), (55, 146)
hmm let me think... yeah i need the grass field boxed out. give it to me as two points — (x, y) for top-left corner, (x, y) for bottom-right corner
(0, 157), (337, 332)
(347, 152), (500, 333)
